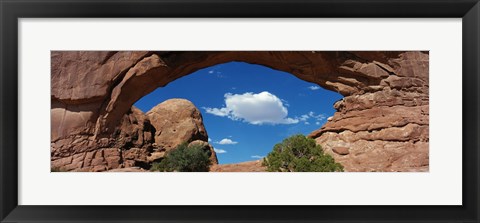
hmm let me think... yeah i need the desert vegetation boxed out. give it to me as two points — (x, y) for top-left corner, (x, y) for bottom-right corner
(150, 143), (212, 172)
(263, 135), (344, 172)
(148, 135), (343, 172)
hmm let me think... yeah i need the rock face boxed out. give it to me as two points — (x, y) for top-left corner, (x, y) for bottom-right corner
(308, 52), (429, 172)
(332, 147), (350, 155)
(51, 102), (217, 172)
(51, 106), (156, 172)
(51, 51), (429, 172)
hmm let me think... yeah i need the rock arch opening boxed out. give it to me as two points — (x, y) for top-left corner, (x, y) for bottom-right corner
(51, 51), (429, 172)
(132, 61), (343, 164)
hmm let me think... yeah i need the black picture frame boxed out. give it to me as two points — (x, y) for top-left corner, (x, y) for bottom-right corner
(1, 0), (479, 222)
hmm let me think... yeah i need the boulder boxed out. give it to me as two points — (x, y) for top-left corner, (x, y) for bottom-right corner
(146, 99), (209, 151)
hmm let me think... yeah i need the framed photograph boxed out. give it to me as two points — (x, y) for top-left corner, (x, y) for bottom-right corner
(1, 0), (479, 222)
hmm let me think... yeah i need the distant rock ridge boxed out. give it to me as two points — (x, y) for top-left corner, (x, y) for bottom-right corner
(210, 160), (266, 172)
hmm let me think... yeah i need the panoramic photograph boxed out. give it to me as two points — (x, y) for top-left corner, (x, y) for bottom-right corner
(51, 51), (429, 172)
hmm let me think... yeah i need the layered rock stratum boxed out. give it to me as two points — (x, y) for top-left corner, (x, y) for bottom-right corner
(51, 51), (429, 172)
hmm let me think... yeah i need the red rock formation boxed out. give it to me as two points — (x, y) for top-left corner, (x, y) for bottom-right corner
(51, 51), (429, 172)
(51, 101), (217, 171)
(308, 52), (429, 172)
(145, 98), (218, 164)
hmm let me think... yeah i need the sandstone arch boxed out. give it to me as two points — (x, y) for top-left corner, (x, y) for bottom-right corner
(51, 51), (429, 172)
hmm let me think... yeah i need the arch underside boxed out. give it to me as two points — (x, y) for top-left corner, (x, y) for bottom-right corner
(51, 51), (429, 172)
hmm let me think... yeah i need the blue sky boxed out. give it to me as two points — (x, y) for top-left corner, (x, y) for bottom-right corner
(134, 62), (343, 164)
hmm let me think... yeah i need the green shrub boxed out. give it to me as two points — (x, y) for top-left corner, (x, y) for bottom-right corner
(150, 143), (211, 172)
(263, 134), (344, 172)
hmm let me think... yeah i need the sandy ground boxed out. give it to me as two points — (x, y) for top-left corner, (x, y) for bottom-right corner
(105, 160), (267, 172)
(209, 160), (267, 172)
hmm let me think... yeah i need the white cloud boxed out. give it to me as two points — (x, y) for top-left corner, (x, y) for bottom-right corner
(208, 138), (212, 142)
(298, 114), (309, 121)
(295, 111), (326, 125)
(204, 107), (230, 117)
(214, 148), (227, 154)
(216, 138), (238, 145)
(208, 70), (223, 77)
(308, 86), (321, 90)
(309, 112), (326, 121)
(204, 91), (299, 125)
(251, 155), (265, 159)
